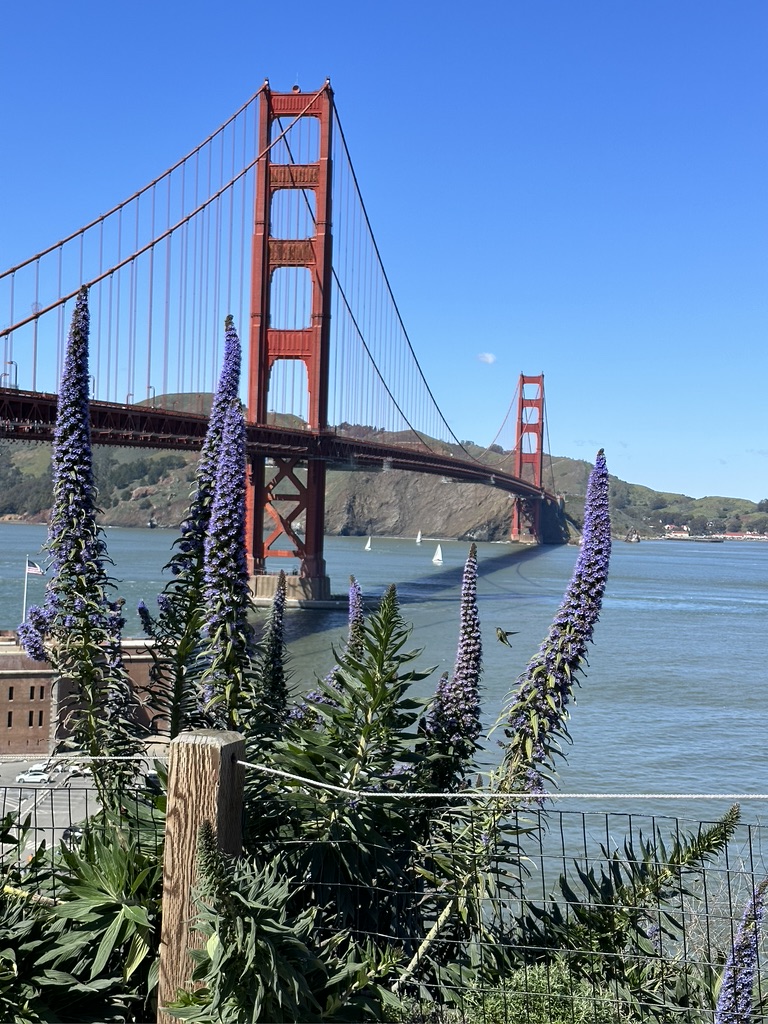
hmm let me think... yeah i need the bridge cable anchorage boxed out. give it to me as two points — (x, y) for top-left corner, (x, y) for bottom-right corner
(0, 84), (328, 341)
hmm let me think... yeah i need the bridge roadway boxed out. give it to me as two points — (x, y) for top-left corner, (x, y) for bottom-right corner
(0, 388), (553, 502)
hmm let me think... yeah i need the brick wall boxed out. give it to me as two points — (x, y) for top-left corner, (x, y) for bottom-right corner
(0, 638), (158, 755)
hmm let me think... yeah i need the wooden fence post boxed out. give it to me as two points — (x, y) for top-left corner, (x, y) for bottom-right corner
(157, 729), (245, 1024)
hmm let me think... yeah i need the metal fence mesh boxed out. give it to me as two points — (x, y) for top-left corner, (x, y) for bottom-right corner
(243, 792), (768, 1023)
(4, 775), (768, 1023)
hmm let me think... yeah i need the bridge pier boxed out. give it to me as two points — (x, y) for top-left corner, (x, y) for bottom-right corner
(250, 572), (331, 605)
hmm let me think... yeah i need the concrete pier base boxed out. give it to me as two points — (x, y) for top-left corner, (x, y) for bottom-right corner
(250, 573), (337, 607)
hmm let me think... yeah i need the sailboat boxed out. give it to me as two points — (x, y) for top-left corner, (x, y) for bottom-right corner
(364, 536), (372, 551)
(432, 544), (443, 565)
(416, 530), (422, 545)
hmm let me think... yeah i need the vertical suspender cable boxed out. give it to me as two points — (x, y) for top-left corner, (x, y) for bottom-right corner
(32, 261), (40, 392)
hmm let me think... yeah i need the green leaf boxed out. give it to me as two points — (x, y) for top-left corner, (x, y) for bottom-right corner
(124, 931), (150, 980)
(90, 910), (125, 979)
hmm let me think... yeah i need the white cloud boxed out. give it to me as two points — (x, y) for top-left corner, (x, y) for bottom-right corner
(478, 352), (496, 364)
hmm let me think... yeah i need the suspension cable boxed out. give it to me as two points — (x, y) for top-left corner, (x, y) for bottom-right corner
(332, 106), (474, 460)
(0, 85), (328, 339)
(0, 84), (270, 281)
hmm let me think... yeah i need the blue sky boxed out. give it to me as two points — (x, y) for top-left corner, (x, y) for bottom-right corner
(1, 1), (766, 500)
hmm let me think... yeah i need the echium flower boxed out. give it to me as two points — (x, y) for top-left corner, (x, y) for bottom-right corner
(138, 315), (243, 736)
(19, 287), (143, 807)
(200, 397), (255, 727)
(186, 314), (242, 560)
(715, 880), (768, 1024)
(289, 575), (363, 726)
(497, 449), (611, 795)
(347, 575), (365, 661)
(321, 574), (364, 692)
(424, 544), (483, 785)
(249, 570), (288, 731)
(20, 287), (105, 657)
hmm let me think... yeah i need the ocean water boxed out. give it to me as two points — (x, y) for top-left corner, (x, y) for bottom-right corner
(2, 523), (767, 823)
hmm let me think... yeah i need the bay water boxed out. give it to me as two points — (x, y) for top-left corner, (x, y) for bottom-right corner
(2, 523), (767, 825)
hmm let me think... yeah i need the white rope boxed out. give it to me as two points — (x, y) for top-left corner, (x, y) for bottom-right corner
(239, 761), (768, 802)
(0, 754), (166, 764)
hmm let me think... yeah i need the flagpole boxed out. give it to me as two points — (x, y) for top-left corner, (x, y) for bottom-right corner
(22, 555), (29, 625)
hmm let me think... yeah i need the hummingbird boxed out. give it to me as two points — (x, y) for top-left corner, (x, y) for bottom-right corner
(496, 628), (519, 647)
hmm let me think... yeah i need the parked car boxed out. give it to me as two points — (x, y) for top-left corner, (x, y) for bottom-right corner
(144, 772), (163, 795)
(65, 765), (92, 779)
(62, 825), (84, 847)
(15, 770), (50, 785)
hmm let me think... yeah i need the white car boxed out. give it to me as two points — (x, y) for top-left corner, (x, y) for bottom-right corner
(15, 770), (50, 785)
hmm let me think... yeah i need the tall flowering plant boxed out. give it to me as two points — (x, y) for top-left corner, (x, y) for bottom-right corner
(200, 397), (255, 727)
(286, 575), (365, 730)
(497, 449), (611, 795)
(18, 287), (143, 804)
(423, 543), (483, 789)
(715, 880), (768, 1024)
(139, 314), (243, 735)
(256, 569), (288, 727)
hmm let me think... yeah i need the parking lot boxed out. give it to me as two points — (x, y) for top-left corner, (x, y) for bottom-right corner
(0, 755), (161, 863)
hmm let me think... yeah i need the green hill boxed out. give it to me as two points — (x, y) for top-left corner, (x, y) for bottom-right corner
(0, 438), (765, 540)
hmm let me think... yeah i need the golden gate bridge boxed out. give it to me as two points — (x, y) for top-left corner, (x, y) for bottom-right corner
(0, 81), (562, 599)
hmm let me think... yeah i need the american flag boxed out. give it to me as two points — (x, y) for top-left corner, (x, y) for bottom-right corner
(26, 559), (44, 577)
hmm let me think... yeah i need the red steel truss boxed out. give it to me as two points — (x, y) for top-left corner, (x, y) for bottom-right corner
(510, 374), (545, 542)
(245, 83), (334, 592)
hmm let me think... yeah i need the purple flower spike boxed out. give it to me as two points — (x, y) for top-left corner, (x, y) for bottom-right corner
(176, 314), (243, 578)
(499, 449), (611, 794)
(20, 287), (114, 659)
(202, 396), (255, 723)
(423, 544), (483, 785)
(16, 287), (143, 806)
(253, 570), (288, 729)
(715, 880), (768, 1024)
(347, 575), (365, 660)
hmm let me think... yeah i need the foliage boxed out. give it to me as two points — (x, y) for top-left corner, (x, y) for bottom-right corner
(517, 807), (741, 1022)
(422, 542), (483, 789)
(166, 821), (399, 1022)
(241, 569), (288, 737)
(4, 442), (764, 1024)
(0, 804), (163, 1023)
(461, 957), (624, 1024)
(243, 581), (523, 1004)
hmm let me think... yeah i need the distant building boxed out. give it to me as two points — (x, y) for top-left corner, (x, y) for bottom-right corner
(664, 524), (690, 538)
(0, 636), (156, 755)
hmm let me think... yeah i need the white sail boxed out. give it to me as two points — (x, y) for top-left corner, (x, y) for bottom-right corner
(432, 544), (443, 565)
(365, 536), (372, 551)
(416, 530), (422, 545)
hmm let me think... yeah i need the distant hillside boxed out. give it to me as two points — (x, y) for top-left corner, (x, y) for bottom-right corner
(0, 437), (765, 540)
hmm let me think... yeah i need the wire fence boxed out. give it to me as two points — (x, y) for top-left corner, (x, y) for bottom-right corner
(239, 790), (768, 1022)
(4, 749), (768, 1023)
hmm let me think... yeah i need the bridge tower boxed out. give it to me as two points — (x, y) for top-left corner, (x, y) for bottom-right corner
(246, 82), (334, 601)
(510, 373), (545, 543)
